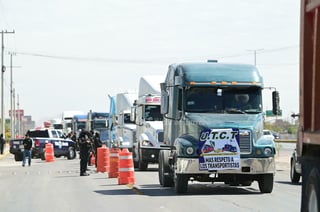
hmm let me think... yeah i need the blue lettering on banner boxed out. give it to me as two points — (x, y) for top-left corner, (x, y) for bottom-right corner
(199, 128), (241, 171)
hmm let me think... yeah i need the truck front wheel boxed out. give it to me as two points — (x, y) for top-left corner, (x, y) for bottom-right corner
(138, 146), (148, 170)
(158, 150), (173, 187)
(258, 174), (274, 193)
(290, 158), (301, 184)
(138, 159), (148, 171)
(305, 168), (320, 212)
(175, 174), (188, 194)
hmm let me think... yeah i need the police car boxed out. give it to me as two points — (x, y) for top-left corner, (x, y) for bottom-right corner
(28, 128), (77, 160)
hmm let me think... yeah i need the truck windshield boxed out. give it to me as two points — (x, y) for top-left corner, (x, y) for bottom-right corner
(76, 122), (86, 130)
(124, 113), (135, 124)
(93, 119), (107, 129)
(145, 105), (163, 121)
(185, 87), (262, 114)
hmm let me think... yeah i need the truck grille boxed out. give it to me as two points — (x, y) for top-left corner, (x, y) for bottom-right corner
(239, 130), (251, 154)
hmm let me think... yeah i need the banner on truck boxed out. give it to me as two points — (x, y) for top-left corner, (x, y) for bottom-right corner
(199, 128), (241, 171)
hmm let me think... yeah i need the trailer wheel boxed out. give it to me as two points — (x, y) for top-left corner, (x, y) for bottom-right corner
(290, 158), (301, 184)
(175, 174), (188, 194)
(158, 150), (173, 187)
(258, 174), (274, 193)
(305, 168), (320, 212)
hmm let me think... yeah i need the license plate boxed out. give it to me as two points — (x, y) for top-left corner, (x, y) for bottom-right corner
(19, 145), (24, 149)
(13, 141), (20, 145)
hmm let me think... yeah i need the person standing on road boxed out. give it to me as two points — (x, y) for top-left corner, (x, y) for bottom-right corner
(78, 130), (92, 176)
(93, 132), (102, 167)
(0, 134), (5, 154)
(22, 133), (33, 167)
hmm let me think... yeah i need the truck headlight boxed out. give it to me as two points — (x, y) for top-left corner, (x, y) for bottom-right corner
(264, 147), (272, 156)
(142, 140), (153, 146)
(186, 147), (194, 155)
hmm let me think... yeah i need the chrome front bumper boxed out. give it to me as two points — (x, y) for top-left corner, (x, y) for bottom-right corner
(176, 157), (275, 174)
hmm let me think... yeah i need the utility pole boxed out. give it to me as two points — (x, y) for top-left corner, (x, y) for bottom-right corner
(1, 30), (15, 137)
(247, 49), (264, 66)
(17, 94), (20, 137)
(9, 52), (15, 138)
(13, 88), (15, 138)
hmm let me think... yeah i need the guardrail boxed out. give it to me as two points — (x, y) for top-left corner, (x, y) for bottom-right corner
(274, 139), (296, 143)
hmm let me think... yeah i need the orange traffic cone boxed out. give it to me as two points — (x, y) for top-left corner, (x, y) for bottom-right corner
(118, 148), (135, 185)
(97, 145), (110, 173)
(45, 143), (54, 162)
(109, 148), (121, 178)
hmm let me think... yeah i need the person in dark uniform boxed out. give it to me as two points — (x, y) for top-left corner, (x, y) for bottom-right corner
(78, 130), (92, 176)
(22, 133), (33, 167)
(0, 134), (5, 154)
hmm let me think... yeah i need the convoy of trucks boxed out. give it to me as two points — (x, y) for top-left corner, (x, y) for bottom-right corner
(131, 75), (166, 170)
(158, 62), (279, 194)
(298, 1), (320, 210)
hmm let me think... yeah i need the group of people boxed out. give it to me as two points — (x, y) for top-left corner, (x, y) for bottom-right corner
(19, 129), (103, 176)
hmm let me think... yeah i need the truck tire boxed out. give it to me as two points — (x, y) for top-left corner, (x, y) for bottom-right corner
(258, 174), (274, 193)
(158, 150), (173, 187)
(14, 153), (23, 161)
(138, 159), (148, 171)
(290, 158), (301, 184)
(67, 147), (76, 160)
(138, 146), (148, 170)
(41, 151), (46, 160)
(175, 174), (188, 194)
(304, 168), (320, 212)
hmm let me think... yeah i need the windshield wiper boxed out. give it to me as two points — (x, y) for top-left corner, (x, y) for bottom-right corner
(225, 108), (246, 114)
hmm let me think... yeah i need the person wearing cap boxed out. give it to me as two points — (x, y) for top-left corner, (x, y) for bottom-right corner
(78, 130), (92, 176)
(22, 133), (33, 167)
(233, 93), (252, 110)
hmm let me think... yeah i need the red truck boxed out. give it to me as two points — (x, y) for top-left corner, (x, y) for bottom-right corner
(299, 0), (320, 210)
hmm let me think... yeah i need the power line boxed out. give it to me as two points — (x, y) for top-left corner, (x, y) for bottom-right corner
(6, 44), (299, 65)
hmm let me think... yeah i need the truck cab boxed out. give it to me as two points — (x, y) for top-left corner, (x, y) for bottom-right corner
(159, 62), (279, 193)
(131, 75), (167, 170)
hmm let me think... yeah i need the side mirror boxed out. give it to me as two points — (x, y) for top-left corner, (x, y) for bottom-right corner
(160, 83), (169, 114)
(130, 106), (136, 122)
(272, 91), (280, 115)
(112, 116), (118, 126)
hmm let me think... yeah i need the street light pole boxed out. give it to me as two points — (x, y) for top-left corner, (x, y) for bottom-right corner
(9, 52), (15, 138)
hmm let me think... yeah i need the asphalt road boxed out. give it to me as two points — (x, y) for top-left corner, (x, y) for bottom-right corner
(0, 143), (301, 212)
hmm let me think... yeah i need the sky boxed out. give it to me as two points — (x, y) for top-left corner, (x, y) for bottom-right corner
(0, 0), (300, 125)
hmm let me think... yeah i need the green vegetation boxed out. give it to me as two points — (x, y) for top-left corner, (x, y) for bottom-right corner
(264, 119), (298, 135)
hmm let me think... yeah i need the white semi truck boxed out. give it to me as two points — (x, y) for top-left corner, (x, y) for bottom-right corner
(114, 91), (138, 151)
(131, 75), (166, 170)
